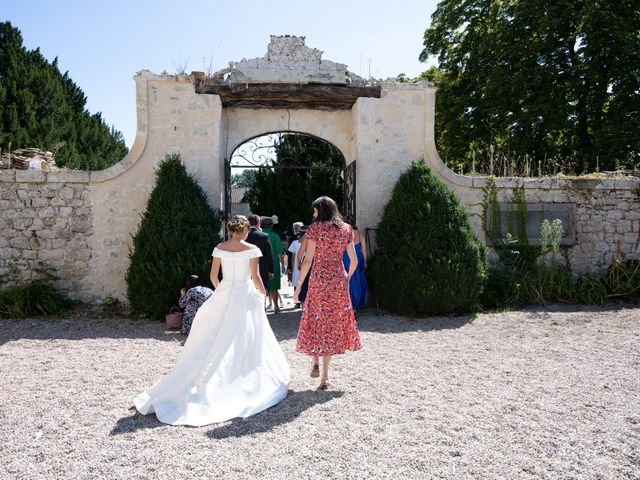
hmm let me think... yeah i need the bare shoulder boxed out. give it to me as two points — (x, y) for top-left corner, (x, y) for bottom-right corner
(215, 241), (231, 250)
(240, 241), (260, 252)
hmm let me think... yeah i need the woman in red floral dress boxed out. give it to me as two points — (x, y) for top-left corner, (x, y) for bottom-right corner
(293, 196), (362, 390)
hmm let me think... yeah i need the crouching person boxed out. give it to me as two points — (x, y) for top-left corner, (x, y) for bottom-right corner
(179, 275), (213, 336)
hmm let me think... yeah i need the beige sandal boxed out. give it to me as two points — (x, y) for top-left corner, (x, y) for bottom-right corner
(317, 380), (330, 391)
(310, 364), (320, 378)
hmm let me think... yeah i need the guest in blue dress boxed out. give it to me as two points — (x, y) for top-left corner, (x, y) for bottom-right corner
(342, 218), (368, 309)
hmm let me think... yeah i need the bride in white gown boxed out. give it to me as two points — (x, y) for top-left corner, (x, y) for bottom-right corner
(134, 215), (291, 426)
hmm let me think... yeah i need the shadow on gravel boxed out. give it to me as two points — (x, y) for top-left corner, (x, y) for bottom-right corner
(267, 309), (477, 342)
(0, 318), (186, 345)
(206, 389), (344, 439)
(110, 409), (169, 435)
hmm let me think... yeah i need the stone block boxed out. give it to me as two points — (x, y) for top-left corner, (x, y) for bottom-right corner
(21, 208), (37, 218)
(2, 208), (18, 219)
(2, 189), (18, 200)
(624, 233), (638, 244)
(31, 197), (50, 208)
(75, 207), (91, 216)
(38, 249), (65, 261)
(0, 247), (19, 259)
(59, 207), (73, 217)
(16, 190), (29, 200)
(0, 170), (16, 182)
(47, 171), (90, 183)
(15, 170), (46, 182)
(41, 188), (57, 199)
(9, 236), (29, 249)
(38, 207), (56, 218)
(21, 250), (37, 260)
(13, 218), (34, 230)
(606, 210), (622, 221)
(36, 229), (57, 239)
(50, 197), (66, 207)
(29, 236), (42, 250)
(54, 217), (68, 229)
(58, 187), (74, 200)
(616, 222), (631, 234)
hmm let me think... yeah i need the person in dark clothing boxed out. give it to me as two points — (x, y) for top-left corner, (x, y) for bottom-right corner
(246, 214), (274, 299)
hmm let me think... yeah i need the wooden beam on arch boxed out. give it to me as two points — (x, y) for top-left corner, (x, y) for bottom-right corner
(194, 82), (381, 110)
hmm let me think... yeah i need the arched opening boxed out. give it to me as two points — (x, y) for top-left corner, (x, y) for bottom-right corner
(225, 132), (355, 237)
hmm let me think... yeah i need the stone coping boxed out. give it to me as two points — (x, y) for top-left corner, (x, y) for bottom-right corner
(1, 164), (637, 190)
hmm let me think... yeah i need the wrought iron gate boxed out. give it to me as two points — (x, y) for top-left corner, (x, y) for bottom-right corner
(223, 157), (232, 230)
(223, 133), (356, 236)
(343, 160), (356, 224)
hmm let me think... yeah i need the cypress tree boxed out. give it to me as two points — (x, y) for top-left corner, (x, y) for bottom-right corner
(0, 22), (127, 169)
(368, 159), (487, 316)
(126, 153), (222, 319)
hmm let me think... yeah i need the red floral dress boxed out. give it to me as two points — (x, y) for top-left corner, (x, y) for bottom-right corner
(296, 221), (362, 356)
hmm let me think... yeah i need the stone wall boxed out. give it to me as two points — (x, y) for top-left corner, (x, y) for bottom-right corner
(0, 170), (92, 298)
(478, 177), (640, 274)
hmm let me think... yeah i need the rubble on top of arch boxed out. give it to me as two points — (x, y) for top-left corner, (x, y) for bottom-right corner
(205, 35), (368, 86)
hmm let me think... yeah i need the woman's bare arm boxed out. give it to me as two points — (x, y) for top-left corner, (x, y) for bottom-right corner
(293, 239), (316, 302)
(250, 257), (266, 294)
(210, 257), (221, 288)
(345, 241), (358, 280)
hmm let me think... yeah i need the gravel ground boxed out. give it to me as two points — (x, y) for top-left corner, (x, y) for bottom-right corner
(1, 304), (639, 480)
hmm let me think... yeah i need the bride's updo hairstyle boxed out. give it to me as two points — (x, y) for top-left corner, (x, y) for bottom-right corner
(312, 196), (343, 228)
(227, 215), (250, 235)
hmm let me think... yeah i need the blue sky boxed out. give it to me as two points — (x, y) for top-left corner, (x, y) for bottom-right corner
(3, 0), (439, 147)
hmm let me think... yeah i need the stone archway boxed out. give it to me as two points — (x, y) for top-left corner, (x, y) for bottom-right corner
(224, 131), (354, 234)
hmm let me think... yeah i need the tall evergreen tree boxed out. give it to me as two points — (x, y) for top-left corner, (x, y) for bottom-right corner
(244, 134), (345, 235)
(368, 159), (487, 316)
(0, 22), (128, 169)
(420, 0), (640, 173)
(126, 153), (222, 319)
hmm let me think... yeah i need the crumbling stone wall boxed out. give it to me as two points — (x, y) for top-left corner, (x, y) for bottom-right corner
(0, 170), (92, 299)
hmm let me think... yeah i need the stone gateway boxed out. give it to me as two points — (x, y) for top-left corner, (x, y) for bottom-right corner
(0, 36), (638, 302)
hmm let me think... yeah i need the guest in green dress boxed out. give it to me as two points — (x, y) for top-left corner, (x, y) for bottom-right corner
(261, 217), (284, 313)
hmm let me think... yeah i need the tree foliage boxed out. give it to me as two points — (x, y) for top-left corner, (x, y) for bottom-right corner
(231, 169), (258, 188)
(244, 134), (345, 235)
(126, 153), (222, 319)
(0, 22), (128, 170)
(368, 159), (487, 316)
(420, 0), (640, 173)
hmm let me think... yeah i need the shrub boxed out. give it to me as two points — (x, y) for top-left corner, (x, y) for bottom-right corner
(0, 262), (71, 318)
(126, 153), (222, 319)
(481, 234), (540, 308)
(368, 159), (487, 316)
(575, 274), (608, 305)
(535, 219), (575, 302)
(602, 259), (640, 302)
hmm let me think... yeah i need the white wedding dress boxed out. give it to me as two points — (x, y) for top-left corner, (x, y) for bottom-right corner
(134, 247), (291, 426)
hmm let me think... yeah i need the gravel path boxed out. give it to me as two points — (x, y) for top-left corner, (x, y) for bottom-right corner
(1, 305), (639, 479)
